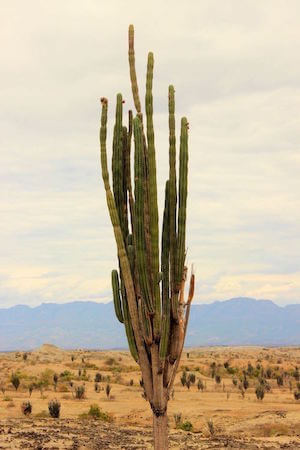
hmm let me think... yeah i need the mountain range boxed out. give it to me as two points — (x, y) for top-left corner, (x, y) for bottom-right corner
(0, 297), (299, 351)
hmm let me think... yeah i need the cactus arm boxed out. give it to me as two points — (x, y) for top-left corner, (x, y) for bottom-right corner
(122, 283), (138, 361)
(126, 110), (135, 232)
(145, 52), (161, 338)
(111, 270), (124, 323)
(184, 268), (195, 339)
(166, 117), (189, 375)
(133, 116), (154, 314)
(176, 117), (189, 288)
(100, 98), (153, 401)
(168, 86), (178, 320)
(159, 181), (170, 359)
(112, 94), (127, 239)
(128, 25), (141, 115)
(122, 125), (129, 239)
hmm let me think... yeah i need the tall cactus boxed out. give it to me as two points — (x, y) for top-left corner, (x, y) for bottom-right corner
(99, 25), (194, 450)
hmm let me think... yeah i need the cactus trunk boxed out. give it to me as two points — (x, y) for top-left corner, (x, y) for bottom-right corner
(99, 25), (194, 450)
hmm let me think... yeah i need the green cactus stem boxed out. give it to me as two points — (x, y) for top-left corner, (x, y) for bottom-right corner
(99, 26), (194, 450)
(111, 269), (124, 323)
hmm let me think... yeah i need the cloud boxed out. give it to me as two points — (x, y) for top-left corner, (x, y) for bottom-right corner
(1, 1), (299, 307)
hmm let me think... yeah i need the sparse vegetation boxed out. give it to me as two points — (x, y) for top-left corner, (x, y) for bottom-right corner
(11, 373), (20, 391)
(79, 404), (112, 422)
(255, 384), (265, 400)
(105, 383), (111, 399)
(0, 345), (300, 447)
(75, 385), (85, 399)
(48, 399), (61, 418)
(21, 401), (32, 416)
(206, 418), (215, 436)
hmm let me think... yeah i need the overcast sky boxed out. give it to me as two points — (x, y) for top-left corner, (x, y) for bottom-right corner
(1, 1), (300, 308)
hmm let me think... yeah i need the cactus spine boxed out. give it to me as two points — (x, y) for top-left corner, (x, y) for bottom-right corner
(99, 26), (194, 450)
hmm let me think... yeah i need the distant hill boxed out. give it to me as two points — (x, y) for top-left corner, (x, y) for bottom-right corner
(0, 298), (299, 351)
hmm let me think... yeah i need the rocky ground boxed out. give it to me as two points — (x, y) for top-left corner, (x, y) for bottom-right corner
(0, 418), (300, 449)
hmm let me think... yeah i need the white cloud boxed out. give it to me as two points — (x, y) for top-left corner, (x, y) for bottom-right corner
(1, 1), (300, 307)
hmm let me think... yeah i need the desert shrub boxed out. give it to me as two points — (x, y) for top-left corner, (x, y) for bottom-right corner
(266, 368), (273, 379)
(238, 384), (245, 398)
(232, 377), (238, 386)
(243, 377), (249, 390)
(3, 396), (13, 402)
(197, 379), (204, 391)
(75, 385), (85, 399)
(247, 362), (253, 375)
(255, 385), (265, 400)
(21, 401), (32, 416)
(28, 383), (34, 396)
(174, 412), (182, 427)
(39, 369), (54, 387)
(178, 420), (193, 432)
(293, 367), (299, 381)
(94, 372), (102, 383)
(105, 383), (111, 399)
(227, 366), (236, 375)
(215, 374), (221, 384)
(60, 370), (73, 382)
(210, 362), (216, 378)
(180, 371), (187, 386)
(277, 375), (284, 386)
(259, 377), (271, 392)
(188, 373), (196, 384)
(294, 391), (300, 400)
(53, 374), (58, 390)
(48, 399), (61, 418)
(0, 382), (5, 395)
(88, 404), (112, 422)
(206, 418), (215, 436)
(11, 373), (20, 391)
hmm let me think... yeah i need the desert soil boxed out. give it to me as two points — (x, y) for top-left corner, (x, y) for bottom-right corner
(0, 345), (299, 449)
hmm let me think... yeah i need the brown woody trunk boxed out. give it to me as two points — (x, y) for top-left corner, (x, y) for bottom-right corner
(153, 411), (168, 450)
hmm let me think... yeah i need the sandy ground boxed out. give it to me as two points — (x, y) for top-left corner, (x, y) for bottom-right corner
(0, 345), (299, 449)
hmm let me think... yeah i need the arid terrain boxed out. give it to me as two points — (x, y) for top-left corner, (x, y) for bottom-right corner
(0, 344), (300, 449)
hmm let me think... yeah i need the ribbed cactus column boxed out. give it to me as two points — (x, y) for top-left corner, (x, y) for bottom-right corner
(99, 25), (194, 450)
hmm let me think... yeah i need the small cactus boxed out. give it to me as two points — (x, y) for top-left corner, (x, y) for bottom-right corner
(48, 399), (61, 418)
